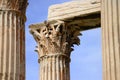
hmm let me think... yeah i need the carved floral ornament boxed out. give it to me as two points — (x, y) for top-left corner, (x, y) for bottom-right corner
(30, 20), (82, 59)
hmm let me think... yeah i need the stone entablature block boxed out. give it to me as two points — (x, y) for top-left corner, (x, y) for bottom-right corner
(48, 0), (101, 20)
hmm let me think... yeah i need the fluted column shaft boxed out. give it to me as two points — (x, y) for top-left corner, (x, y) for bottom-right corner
(0, 0), (27, 80)
(101, 0), (120, 80)
(0, 10), (25, 80)
(39, 54), (70, 80)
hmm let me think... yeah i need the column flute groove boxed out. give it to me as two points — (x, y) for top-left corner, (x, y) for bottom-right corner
(101, 0), (120, 80)
(0, 11), (2, 78)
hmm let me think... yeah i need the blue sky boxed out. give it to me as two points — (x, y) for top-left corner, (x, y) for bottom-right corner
(25, 0), (102, 80)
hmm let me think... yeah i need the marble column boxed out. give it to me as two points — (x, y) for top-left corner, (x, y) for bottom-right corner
(0, 0), (28, 80)
(30, 21), (81, 80)
(101, 0), (120, 80)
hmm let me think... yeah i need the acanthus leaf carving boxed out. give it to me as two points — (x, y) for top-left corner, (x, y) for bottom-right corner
(30, 20), (82, 58)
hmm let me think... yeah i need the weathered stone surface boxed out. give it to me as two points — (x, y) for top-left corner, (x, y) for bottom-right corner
(48, 0), (101, 21)
(0, 0), (28, 80)
(29, 20), (82, 80)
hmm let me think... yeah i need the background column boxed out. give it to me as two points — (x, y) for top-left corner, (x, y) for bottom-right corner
(0, 0), (28, 80)
(101, 0), (120, 80)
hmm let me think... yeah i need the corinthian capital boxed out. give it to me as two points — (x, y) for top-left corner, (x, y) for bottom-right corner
(30, 20), (81, 60)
